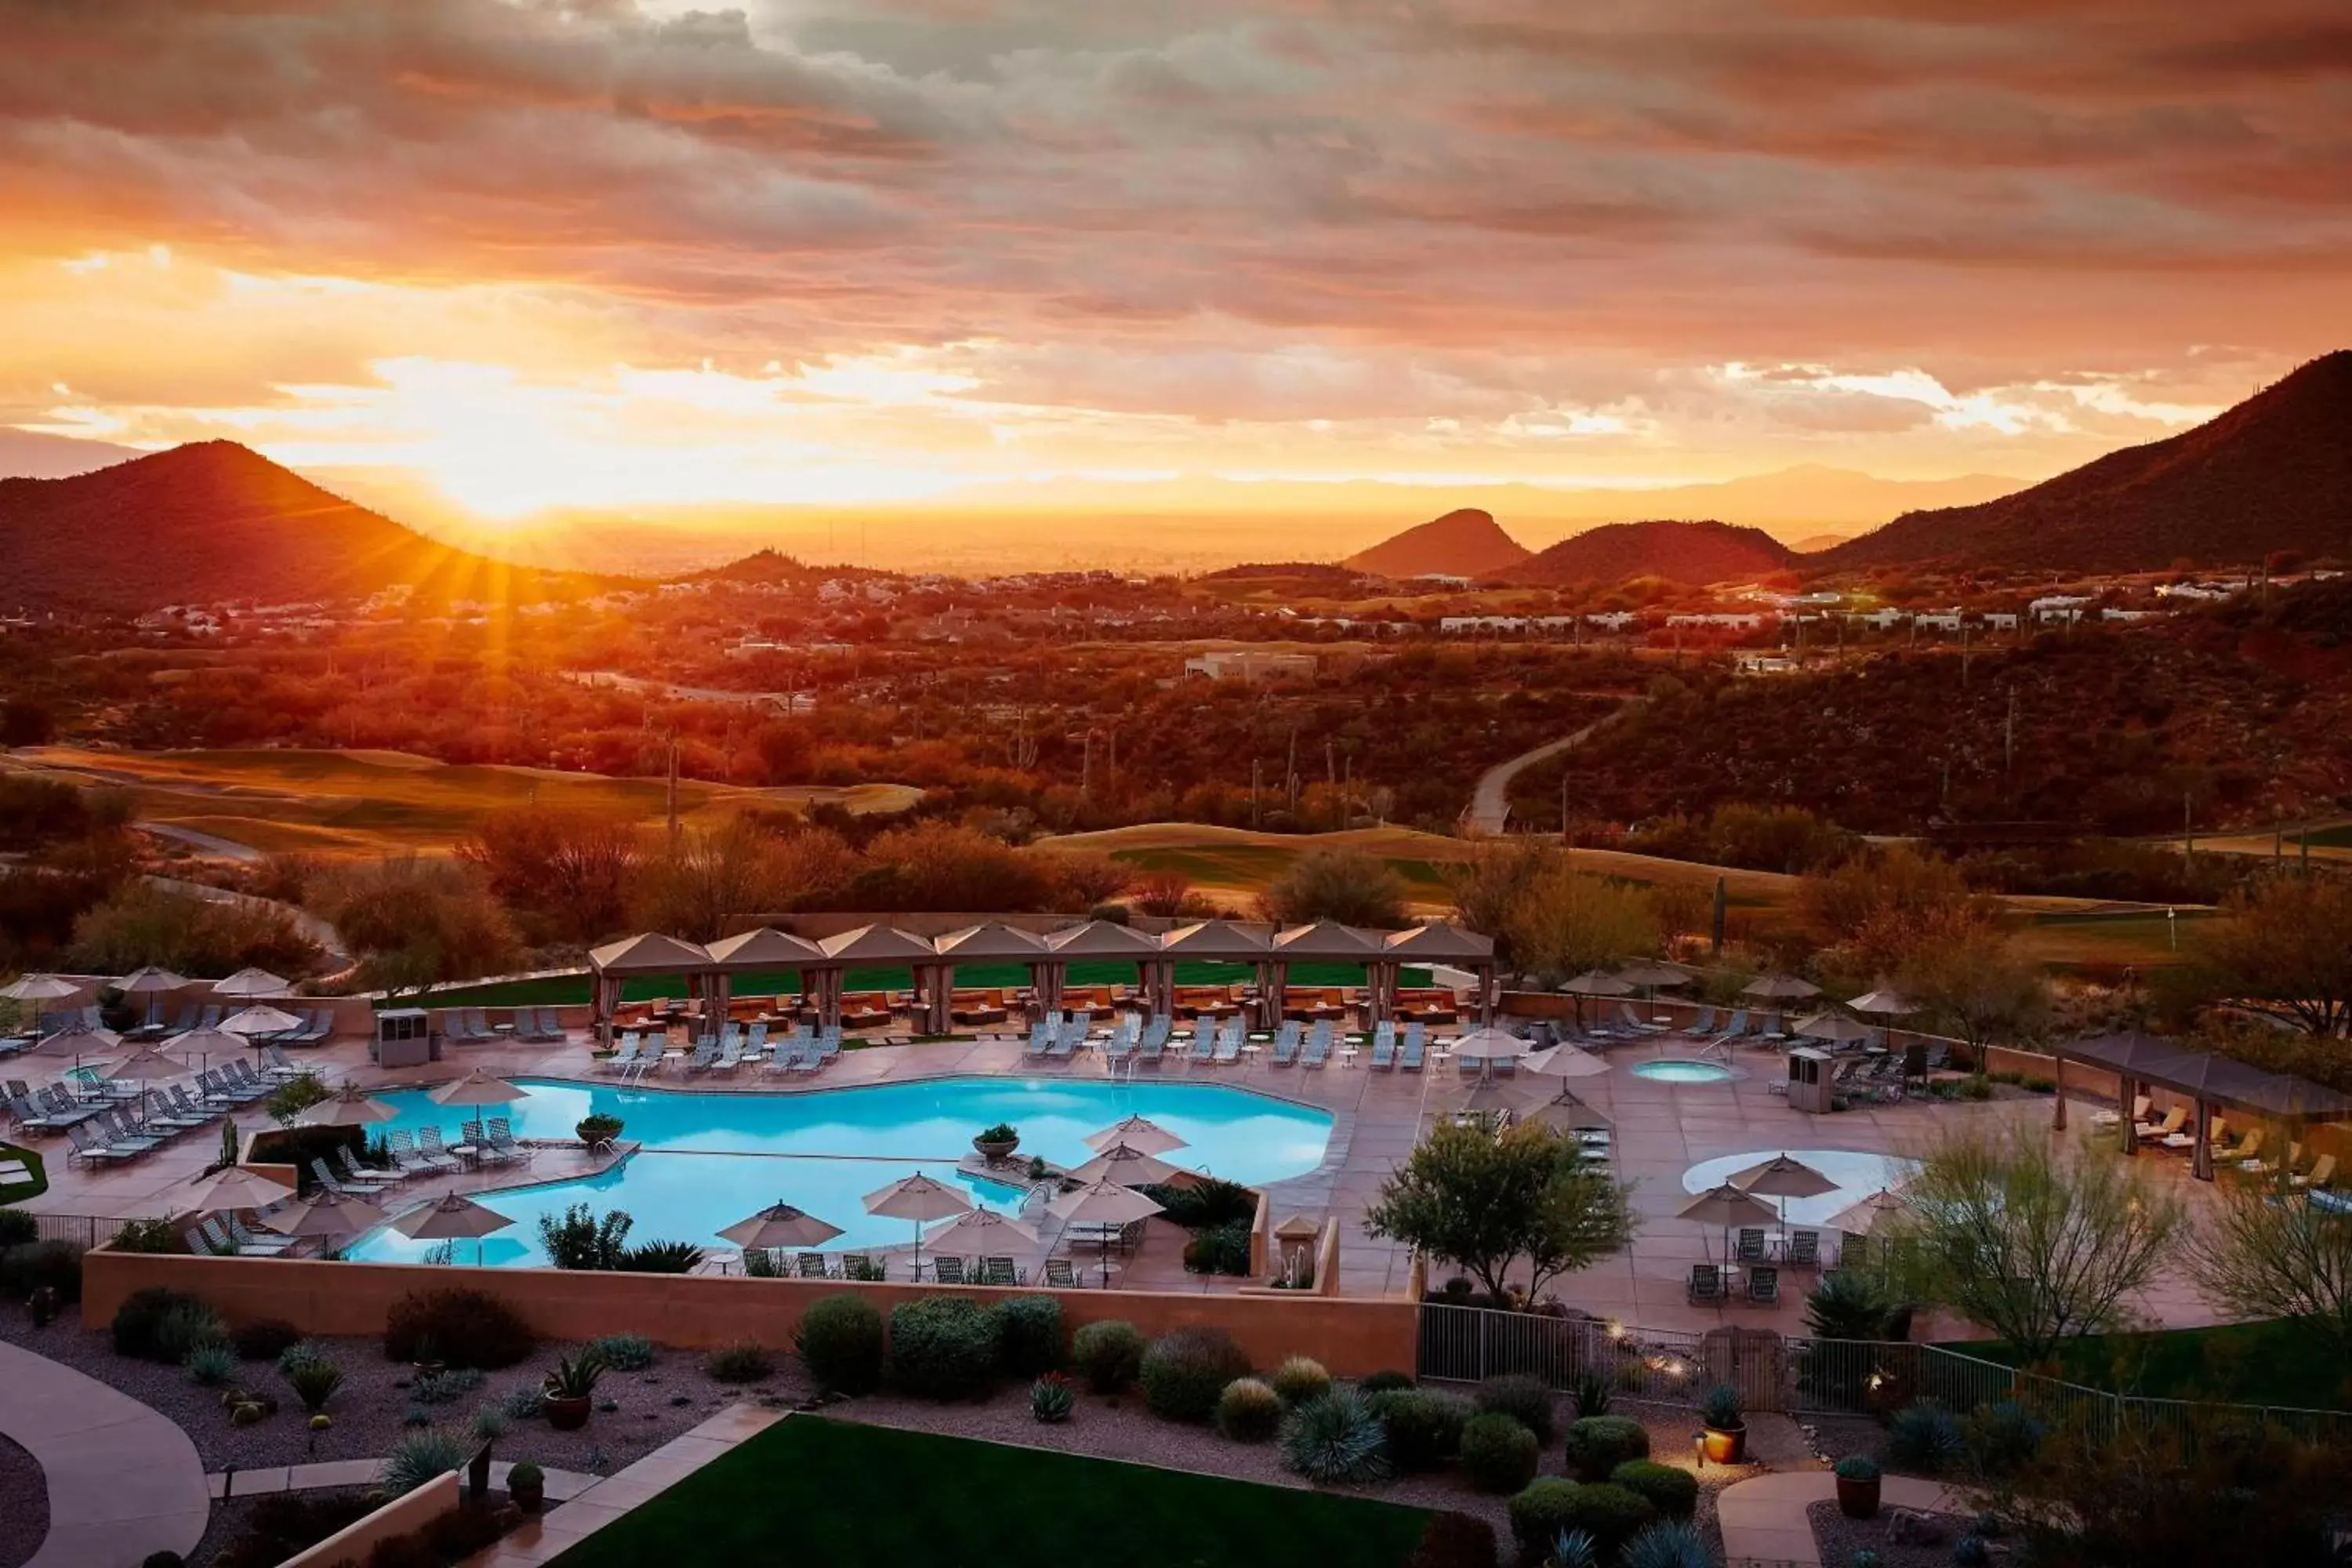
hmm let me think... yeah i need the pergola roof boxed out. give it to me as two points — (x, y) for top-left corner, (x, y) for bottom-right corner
(1044, 920), (1163, 958)
(1159, 920), (1272, 961)
(1272, 920), (1383, 960)
(704, 927), (826, 971)
(818, 924), (938, 965)
(932, 923), (1051, 962)
(1383, 923), (1495, 962)
(588, 932), (713, 976)
(2064, 1032), (2352, 1120)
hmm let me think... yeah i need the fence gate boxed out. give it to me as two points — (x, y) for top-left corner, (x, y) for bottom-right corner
(1417, 1303), (1792, 1413)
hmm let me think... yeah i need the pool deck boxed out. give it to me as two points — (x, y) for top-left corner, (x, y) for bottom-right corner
(14, 1025), (2229, 1335)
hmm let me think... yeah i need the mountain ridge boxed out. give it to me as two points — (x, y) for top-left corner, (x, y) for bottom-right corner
(1500, 519), (1796, 586)
(1341, 507), (1531, 579)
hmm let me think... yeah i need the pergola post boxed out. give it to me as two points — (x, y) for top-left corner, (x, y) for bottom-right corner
(2120, 1076), (2139, 1155)
(2051, 1047), (2067, 1131)
(1475, 961), (1497, 1025)
(707, 970), (732, 1039)
(1263, 960), (1288, 1031)
(1034, 960), (1066, 1021)
(2191, 1100), (2215, 1181)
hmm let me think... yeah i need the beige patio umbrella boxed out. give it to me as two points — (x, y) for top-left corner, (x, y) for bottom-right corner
(718, 1201), (844, 1253)
(1733, 1152), (1838, 1229)
(220, 1004), (304, 1038)
(1678, 1181), (1781, 1272)
(428, 1069), (531, 1107)
(865, 1172), (972, 1281)
(115, 965), (191, 998)
(1068, 1142), (1188, 1186)
(1615, 960), (1693, 989)
(1448, 1025), (1531, 1086)
(392, 1192), (514, 1265)
(260, 1189), (389, 1239)
(1827, 1187), (1911, 1236)
(1792, 1011), (1874, 1044)
(103, 1045), (191, 1125)
(1083, 1114), (1187, 1156)
(1, 974), (80, 1004)
(1847, 988), (1920, 1018)
(1047, 1179), (1164, 1287)
(299, 1083), (398, 1127)
(169, 1025), (245, 1070)
(212, 967), (291, 1000)
(182, 1166), (297, 1214)
(1743, 975), (1821, 1001)
(1444, 1076), (1542, 1119)
(1563, 971), (1632, 996)
(922, 1207), (1042, 1254)
(1521, 1041), (1611, 1110)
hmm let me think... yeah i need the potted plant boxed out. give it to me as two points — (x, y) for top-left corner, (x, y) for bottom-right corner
(576, 1113), (625, 1153)
(507, 1461), (546, 1515)
(543, 1351), (605, 1432)
(973, 1122), (1021, 1162)
(1835, 1455), (1882, 1517)
(1700, 1382), (1748, 1465)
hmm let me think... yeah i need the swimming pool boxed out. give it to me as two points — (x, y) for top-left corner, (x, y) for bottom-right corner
(1681, 1149), (1915, 1228)
(1629, 1058), (1736, 1085)
(346, 1076), (1334, 1267)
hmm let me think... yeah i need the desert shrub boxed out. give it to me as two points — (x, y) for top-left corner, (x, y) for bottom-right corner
(1270, 1354), (1333, 1406)
(1476, 1374), (1559, 1444)
(1180, 1221), (1252, 1276)
(889, 1296), (1003, 1401)
(1610, 1460), (1698, 1519)
(1461, 1412), (1541, 1494)
(1030, 1372), (1075, 1423)
(1138, 1177), (1258, 1229)
(277, 1338), (332, 1377)
(586, 1334), (655, 1372)
(285, 1356), (344, 1414)
(615, 1240), (704, 1274)
(111, 1218), (180, 1254)
(1953, 1536), (1990, 1567)
(1409, 1512), (1501, 1568)
(1619, 1519), (1711, 1568)
(380, 1428), (470, 1496)
(993, 1294), (1064, 1376)
(231, 1319), (303, 1362)
(209, 1494), (375, 1568)
(793, 1294), (885, 1394)
(383, 1288), (535, 1370)
(1280, 1388), (1390, 1485)
(1510, 1480), (1656, 1563)
(1072, 1319), (1146, 1393)
(1886, 1400), (1966, 1475)
(499, 1385), (546, 1421)
(1544, 1530), (1599, 1568)
(1367, 1388), (1471, 1473)
(1964, 1399), (2046, 1478)
(157, 1301), (228, 1362)
(183, 1342), (239, 1386)
(1138, 1327), (1253, 1422)
(1216, 1376), (1285, 1442)
(0, 1239), (81, 1302)
(1359, 1369), (1415, 1395)
(247, 1125), (365, 1194)
(0, 1210), (38, 1247)
(112, 1287), (210, 1362)
(411, 1367), (485, 1405)
(1563, 1415), (1651, 1480)
(705, 1341), (776, 1384)
(1571, 1368), (1613, 1420)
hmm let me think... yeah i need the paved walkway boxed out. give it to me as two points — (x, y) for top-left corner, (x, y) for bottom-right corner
(208, 1459), (594, 1503)
(0, 1338), (209, 1568)
(1718, 1468), (1969, 1567)
(1459, 705), (1621, 833)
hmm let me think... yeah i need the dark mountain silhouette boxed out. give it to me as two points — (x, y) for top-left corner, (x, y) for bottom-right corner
(1343, 508), (1532, 579)
(0, 441), (576, 612)
(1828, 351), (2352, 572)
(1501, 520), (1796, 586)
(0, 427), (141, 481)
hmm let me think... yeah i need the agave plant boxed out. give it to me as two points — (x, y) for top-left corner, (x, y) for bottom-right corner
(1620, 1519), (1711, 1568)
(1570, 1367), (1613, 1420)
(285, 1356), (345, 1414)
(1279, 1390), (1390, 1486)
(1546, 1529), (1601, 1568)
(1031, 1373), (1076, 1425)
(380, 1428), (470, 1496)
(543, 1350), (608, 1400)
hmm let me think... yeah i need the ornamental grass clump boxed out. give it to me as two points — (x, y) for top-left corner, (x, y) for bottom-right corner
(1279, 1389), (1390, 1486)
(1215, 1377), (1284, 1443)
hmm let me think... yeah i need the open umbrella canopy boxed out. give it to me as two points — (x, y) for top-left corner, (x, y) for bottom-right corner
(220, 1004), (304, 1037)
(1448, 1026), (1533, 1062)
(260, 1189), (389, 1237)
(1827, 1188), (1911, 1235)
(170, 1026), (245, 1059)
(1445, 1078), (1544, 1117)
(0, 975), (80, 1003)
(922, 1208), (1042, 1251)
(428, 1069), (530, 1107)
(103, 1047), (191, 1081)
(1732, 1153), (1838, 1200)
(114, 966), (191, 995)
(1523, 1044), (1611, 1080)
(1615, 960), (1694, 989)
(393, 1192), (515, 1243)
(1847, 988), (1921, 1018)
(1676, 1182), (1782, 1229)
(1743, 975), (1821, 1000)
(22, 1026), (121, 1057)
(1083, 1115), (1187, 1156)
(1792, 1011), (1875, 1043)
(212, 968), (291, 999)
(182, 1167), (297, 1214)
(1563, 971), (1633, 997)
(299, 1083), (397, 1127)
(863, 1173), (973, 1223)
(1047, 1179), (1164, 1227)
(1068, 1142), (1188, 1186)
(718, 1202), (844, 1251)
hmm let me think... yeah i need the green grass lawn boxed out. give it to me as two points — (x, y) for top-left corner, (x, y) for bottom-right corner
(2296, 823), (2352, 849)
(0, 1141), (48, 1204)
(1949, 1319), (2352, 1411)
(398, 960), (1433, 1009)
(546, 1417), (1432, 1568)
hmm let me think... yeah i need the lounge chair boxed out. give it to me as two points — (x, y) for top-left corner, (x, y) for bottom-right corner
(1786, 1229), (1821, 1269)
(2225, 1128), (2267, 1168)
(485, 1116), (529, 1166)
(1400, 1021), (1426, 1072)
(931, 1256), (967, 1285)
(1686, 1006), (1716, 1037)
(2137, 1106), (2188, 1143)
(197, 1004), (223, 1031)
(1269, 1020), (1301, 1066)
(163, 1004), (199, 1036)
(388, 1129), (458, 1176)
(1617, 1002), (1668, 1036)
(93, 1109), (160, 1157)
(1185, 1018), (1214, 1065)
(796, 1252), (833, 1279)
(1736, 1227), (1767, 1263)
(1710, 1008), (1749, 1045)
(981, 1256), (1021, 1287)
(202, 1214), (294, 1256)
(1687, 1263), (1725, 1304)
(601, 1033), (643, 1074)
(2295, 1152), (2338, 1190)
(1024, 1022), (1053, 1061)
(419, 1126), (468, 1167)
(2091, 1094), (2152, 1130)
(1137, 1018), (1169, 1069)
(1213, 1018), (1242, 1065)
(1301, 1020), (1332, 1069)
(1747, 1265), (1781, 1305)
(746, 1022), (769, 1059)
(142, 1091), (207, 1133)
(310, 1156), (383, 1199)
(1043, 1258), (1080, 1288)
(64, 1121), (126, 1166)
(165, 1085), (217, 1125)
(334, 1145), (400, 1189)
(1369, 1021), (1396, 1069)
(840, 1254), (884, 1283)
(1103, 1017), (1140, 1065)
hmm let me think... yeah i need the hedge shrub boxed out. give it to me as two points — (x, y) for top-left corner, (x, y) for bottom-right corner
(1610, 1460), (1698, 1519)
(112, 1287), (212, 1363)
(888, 1296), (1003, 1401)
(1368, 1388), (1471, 1473)
(794, 1294), (885, 1394)
(1215, 1377), (1284, 1442)
(1475, 1374), (1559, 1444)
(1071, 1319), (1146, 1393)
(231, 1319), (303, 1363)
(1138, 1327), (1253, 1422)
(0, 1239), (80, 1303)
(993, 1295), (1064, 1377)
(383, 1288), (535, 1370)
(1460, 1412), (1541, 1494)
(1509, 1480), (1657, 1563)
(1563, 1414), (1651, 1480)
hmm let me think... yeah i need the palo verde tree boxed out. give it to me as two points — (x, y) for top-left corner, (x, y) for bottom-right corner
(2185, 1163), (2352, 1374)
(1363, 1121), (1635, 1305)
(1900, 916), (2052, 1077)
(1880, 1125), (2183, 1363)
(2185, 873), (2352, 1037)
(1260, 846), (1408, 928)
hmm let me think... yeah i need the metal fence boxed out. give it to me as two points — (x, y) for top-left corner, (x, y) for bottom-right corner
(13, 1212), (136, 1251)
(1417, 1301), (2352, 1443)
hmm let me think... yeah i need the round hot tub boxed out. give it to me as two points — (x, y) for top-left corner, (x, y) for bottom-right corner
(1628, 1058), (1736, 1085)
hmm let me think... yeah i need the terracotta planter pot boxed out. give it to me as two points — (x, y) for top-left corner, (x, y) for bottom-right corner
(974, 1137), (1019, 1163)
(1700, 1422), (1748, 1465)
(1837, 1474), (1881, 1519)
(544, 1393), (592, 1432)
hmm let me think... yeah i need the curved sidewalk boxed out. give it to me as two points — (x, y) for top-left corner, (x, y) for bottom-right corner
(1718, 1468), (1969, 1567)
(0, 1338), (209, 1568)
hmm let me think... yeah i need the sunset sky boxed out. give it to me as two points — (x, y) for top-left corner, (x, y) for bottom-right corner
(3, 0), (2350, 532)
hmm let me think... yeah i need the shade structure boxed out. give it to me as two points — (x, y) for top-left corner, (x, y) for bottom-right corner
(260, 1189), (388, 1238)
(20, 1026), (121, 1057)
(1446, 1077), (1544, 1118)
(1846, 988), (1921, 1018)
(1679, 1180), (1782, 1272)
(717, 1201), (844, 1251)
(1272, 920), (1382, 960)
(0, 974), (80, 1003)
(183, 1167), (297, 1214)
(1157, 920), (1272, 961)
(1743, 975), (1821, 1001)
(1043, 920), (1163, 959)
(1563, 971), (1633, 997)
(931, 922), (1051, 962)
(104, 1047), (190, 1081)
(818, 924), (938, 965)
(1382, 923), (1496, 963)
(864, 1171), (973, 1279)
(1068, 1142), (1188, 1186)
(1083, 1114), (1187, 1156)
(1615, 960), (1694, 989)
(114, 966), (191, 995)
(1791, 1011), (1874, 1043)
(1448, 1026), (1533, 1062)
(170, 1026), (245, 1060)
(298, 1083), (398, 1127)
(220, 1004), (303, 1037)
(392, 1191), (515, 1265)
(1521, 1042), (1611, 1108)
(703, 927), (826, 971)
(1731, 1153), (1838, 1200)
(587, 932), (713, 975)
(1826, 1188), (1911, 1235)
(922, 1207), (1042, 1252)
(429, 1069), (530, 1107)
(212, 967), (291, 999)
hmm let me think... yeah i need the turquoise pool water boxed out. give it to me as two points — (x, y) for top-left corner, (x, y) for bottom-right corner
(1681, 1149), (1915, 1229)
(345, 1076), (1334, 1268)
(1629, 1058), (1736, 1085)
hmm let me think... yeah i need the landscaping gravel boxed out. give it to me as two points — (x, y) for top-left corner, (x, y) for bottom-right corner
(0, 1432), (47, 1568)
(1810, 1497), (1982, 1568)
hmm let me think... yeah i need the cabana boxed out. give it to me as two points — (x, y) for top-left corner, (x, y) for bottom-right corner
(586, 932), (714, 1045)
(927, 923), (1052, 1034)
(1158, 919), (1274, 1024)
(1382, 923), (1498, 1026)
(1040, 920), (1163, 1019)
(813, 925), (937, 1028)
(2059, 1032), (2352, 1181)
(703, 927), (826, 1033)
(1270, 920), (1383, 1028)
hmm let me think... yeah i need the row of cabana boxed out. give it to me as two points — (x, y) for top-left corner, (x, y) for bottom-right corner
(587, 917), (1498, 1040)
(2055, 1031), (2352, 1181)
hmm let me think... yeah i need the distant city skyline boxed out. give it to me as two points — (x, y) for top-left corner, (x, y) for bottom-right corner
(2, 1), (2347, 541)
